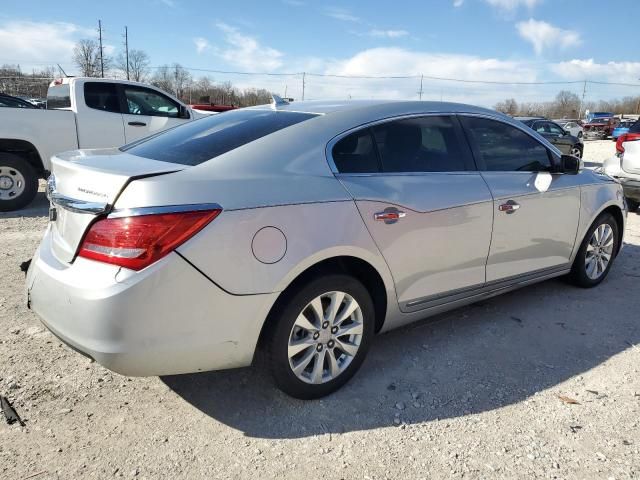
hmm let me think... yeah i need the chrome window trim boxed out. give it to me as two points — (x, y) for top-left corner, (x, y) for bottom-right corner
(324, 111), (562, 175)
(48, 193), (109, 215)
(108, 203), (223, 219)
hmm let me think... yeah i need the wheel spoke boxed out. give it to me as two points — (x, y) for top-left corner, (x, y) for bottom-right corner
(288, 337), (315, 357)
(310, 351), (325, 384)
(294, 313), (317, 332)
(334, 297), (359, 326)
(335, 338), (359, 357)
(327, 350), (340, 378)
(291, 348), (315, 376)
(325, 291), (345, 325)
(337, 321), (363, 337)
(308, 297), (324, 324)
(586, 256), (597, 278)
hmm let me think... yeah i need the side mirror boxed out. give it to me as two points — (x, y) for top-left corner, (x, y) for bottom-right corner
(557, 154), (581, 174)
(178, 105), (190, 119)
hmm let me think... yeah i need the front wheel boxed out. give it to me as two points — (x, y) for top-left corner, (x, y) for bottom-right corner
(265, 274), (375, 399)
(0, 153), (39, 212)
(570, 145), (583, 158)
(568, 213), (619, 288)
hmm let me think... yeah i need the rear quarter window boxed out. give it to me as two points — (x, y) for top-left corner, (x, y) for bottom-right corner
(121, 109), (318, 166)
(47, 84), (71, 109)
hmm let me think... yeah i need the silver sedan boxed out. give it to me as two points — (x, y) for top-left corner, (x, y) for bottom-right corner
(27, 99), (627, 398)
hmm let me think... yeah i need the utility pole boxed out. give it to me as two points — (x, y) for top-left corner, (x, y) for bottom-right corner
(98, 20), (104, 78)
(418, 74), (424, 100)
(578, 80), (587, 119)
(124, 26), (130, 80)
(301, 72), (306, 101)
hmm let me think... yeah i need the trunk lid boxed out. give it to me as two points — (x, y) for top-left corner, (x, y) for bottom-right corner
(49, 148), (183, 263)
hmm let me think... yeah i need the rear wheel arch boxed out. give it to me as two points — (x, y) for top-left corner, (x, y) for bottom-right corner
(601, 205), (624, 257)
(256, 256), (388, 356)
(0, 139), (46, 177)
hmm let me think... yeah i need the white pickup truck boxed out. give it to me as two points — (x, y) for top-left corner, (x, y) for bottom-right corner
(0, 77), (205, 211)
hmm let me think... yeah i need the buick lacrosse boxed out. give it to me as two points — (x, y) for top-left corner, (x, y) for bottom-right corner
(27, 99), (626, 398)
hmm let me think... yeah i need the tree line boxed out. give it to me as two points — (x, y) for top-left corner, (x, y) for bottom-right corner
(494, 90), (640, 119)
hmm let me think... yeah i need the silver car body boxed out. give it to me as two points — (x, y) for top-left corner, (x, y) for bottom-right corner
(27, 100), (626, 376)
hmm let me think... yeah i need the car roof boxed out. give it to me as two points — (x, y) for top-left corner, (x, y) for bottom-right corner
(514, 116), (546, 122)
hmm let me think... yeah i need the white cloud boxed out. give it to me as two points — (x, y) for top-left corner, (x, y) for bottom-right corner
(0, 20), (95, 69)
(323, 7), (361, 23)
(213, 23), (283, 71)
(193, 37), (210, 54)
(551, 59), (640, 84)
(485, 0), (541, 11)
(368, 29), (409, 38)
(516, 19), (580, 55)
(453, 0), (464, 6)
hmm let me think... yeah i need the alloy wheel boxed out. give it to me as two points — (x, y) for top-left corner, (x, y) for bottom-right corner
(570, 146), (582, 158)
(287, 291), (363, 384)
(585, 223), (614, 280)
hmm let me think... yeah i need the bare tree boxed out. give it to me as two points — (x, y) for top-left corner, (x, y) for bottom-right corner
(553, 90), (581, 118)
(115, 49), (150, 82)
(494, 98), (518, 115)
(72, 39), (102, 77)
(151, 63), (192, 98)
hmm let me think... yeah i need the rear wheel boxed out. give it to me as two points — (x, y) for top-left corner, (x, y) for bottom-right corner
(265, 274), (375, 399)
(568, 212), (619, 287)
(570, 145), (583, 158)
(0, 153), (38, 212)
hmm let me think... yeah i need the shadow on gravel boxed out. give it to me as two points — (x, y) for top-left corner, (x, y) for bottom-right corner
(165, 243), (640, 439)
(0, 191), (48, 219)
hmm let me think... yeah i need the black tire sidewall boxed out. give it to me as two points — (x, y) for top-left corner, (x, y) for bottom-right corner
(0, 153), (39, 212)
(267, 274), (375, 399)
(570, 213), (618, 288)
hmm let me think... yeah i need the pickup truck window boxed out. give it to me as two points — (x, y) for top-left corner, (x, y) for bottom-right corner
(123, 86), (180, 118)
(122, 109), (317, 166)
(47, 84), (71, 109)
(84, 82), (121, 113)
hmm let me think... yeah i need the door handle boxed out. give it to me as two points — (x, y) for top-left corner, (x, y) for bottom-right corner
(498, 201), (520, 214)
(374, 210), (406, 223)
(128, 121), (147, 127)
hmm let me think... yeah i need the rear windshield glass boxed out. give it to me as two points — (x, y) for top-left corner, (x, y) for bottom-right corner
(121, 109), (318, 166)
(47, 84), (71, 109)
(630, 121), (640, 134)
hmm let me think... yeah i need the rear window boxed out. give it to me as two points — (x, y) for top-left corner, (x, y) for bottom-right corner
(121, 109), (317, 166)
(47, 84), (71, 109)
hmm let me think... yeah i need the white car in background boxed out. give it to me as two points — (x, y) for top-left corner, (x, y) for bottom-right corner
(555, 120), (583, 140)
(0, 77), (205, 211)
(602, 119), (640, 211)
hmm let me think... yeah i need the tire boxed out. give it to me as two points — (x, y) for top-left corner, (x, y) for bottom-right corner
(568, 212), (619, 288)
(0, 153), (39, 212)
(570, 144), (583, 158)
(578, 131), (583, 139)
(265, 274), (375, 399)
(626, 198), (639, 212)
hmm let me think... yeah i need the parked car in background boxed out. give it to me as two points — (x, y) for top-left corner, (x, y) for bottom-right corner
(0, 77), (205, 211)
(0, 93), (38, 109)
(555, 119), (583, 139)
(602, 119), (640, 211)
(612, 120), (636, 140)
(27, 100), (625, 399)
(583, 116), (619, 140)
(516, 117), (583, 157)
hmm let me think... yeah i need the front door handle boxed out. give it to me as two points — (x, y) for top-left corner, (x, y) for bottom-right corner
(374, 210), (406, 224)
(128, 121), (147, 127)
(498, 201), (520, 214)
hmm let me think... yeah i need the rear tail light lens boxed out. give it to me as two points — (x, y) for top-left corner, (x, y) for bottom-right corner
(616, 133), (640, 154)
(78, 209), (221, 270)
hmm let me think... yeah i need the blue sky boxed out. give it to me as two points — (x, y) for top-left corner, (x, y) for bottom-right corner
(1, 0), (639, 105)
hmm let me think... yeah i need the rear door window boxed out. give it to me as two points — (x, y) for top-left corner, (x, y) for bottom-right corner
(122, 109), (317, 166)
(123, 86), (181, 118)
(84, 82), (121, 113)
(372, 116), (471, 172)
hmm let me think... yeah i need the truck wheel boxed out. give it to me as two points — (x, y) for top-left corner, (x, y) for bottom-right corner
(0, 153), (39, 212)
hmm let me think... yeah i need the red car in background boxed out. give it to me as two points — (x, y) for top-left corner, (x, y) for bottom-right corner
(583, 116), (620, 140)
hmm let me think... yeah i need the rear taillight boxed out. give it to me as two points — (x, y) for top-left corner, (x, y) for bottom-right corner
(616, 133), (640, 154)
(78, 209), (221, 270)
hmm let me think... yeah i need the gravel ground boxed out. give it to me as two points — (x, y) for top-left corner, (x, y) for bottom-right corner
(1, 140), (639, 479)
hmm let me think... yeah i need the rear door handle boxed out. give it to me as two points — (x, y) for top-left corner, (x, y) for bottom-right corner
(498, 201), (520, 214)
(374, 210), (406, 223)
(128, 121), (147, 127)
